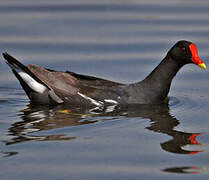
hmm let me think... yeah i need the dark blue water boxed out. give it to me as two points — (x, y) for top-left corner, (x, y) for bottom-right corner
(1, 1), (209, 179)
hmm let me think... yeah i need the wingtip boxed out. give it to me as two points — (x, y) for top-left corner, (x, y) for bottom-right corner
(2, 52), (10, 60)
(2, 52), (20, 65)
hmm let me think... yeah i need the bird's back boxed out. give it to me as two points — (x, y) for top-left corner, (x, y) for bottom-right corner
(28, 64), (128, 106)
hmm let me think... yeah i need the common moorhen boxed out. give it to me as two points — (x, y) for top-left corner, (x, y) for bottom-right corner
(2, 40), (206, 106)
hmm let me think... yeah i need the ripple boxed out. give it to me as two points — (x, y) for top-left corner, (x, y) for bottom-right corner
(0, 99), (7, 103)
(168, 96), (181, 107)
(169, 94), (209, 115)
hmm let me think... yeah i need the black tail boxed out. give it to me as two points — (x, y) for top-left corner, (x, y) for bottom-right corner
(3, 52), (49, 86)
(3, 52), (64, 104)
(2, 52), (49, 97)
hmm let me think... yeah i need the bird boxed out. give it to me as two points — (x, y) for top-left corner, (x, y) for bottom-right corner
(2, 40), (206, 107)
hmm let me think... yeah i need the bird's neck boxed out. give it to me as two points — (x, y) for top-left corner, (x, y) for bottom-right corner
(146, 54), (183, 83)
(139, 54), (184, 101)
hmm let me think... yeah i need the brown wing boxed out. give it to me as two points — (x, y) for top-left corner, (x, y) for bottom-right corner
(27, 65), (123, 101)
(66, 71), (124, 99)
(27, 64), (79, 97)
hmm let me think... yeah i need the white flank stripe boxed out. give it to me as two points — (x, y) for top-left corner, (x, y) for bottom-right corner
(105, 105), (117, 113)
(104, 99), (118, 104)
(18, 72), (47, 93)
(78, 92), (103, 106)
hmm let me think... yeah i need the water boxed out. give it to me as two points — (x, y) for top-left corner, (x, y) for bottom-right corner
(1, 0), (209, 179)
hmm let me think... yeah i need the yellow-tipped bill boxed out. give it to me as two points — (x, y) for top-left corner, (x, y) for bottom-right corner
(198, 63), (207, 69)
(189, 43), (207, 70)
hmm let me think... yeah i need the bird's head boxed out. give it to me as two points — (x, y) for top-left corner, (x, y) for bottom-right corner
(169, 40), (206, 69)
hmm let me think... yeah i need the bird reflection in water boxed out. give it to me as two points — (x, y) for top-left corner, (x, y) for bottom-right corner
(162, 166), (205, 174)
(6, 102), (204, 155)
(4, 102), (205, 174)
(6, 105), (98, 145)
(146, 114), (204, 155)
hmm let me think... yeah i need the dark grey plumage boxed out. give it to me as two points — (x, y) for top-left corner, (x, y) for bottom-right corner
(2, 40), (205, 107)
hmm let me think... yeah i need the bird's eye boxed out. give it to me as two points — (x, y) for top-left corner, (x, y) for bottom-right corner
(181, 47), (186, 51)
